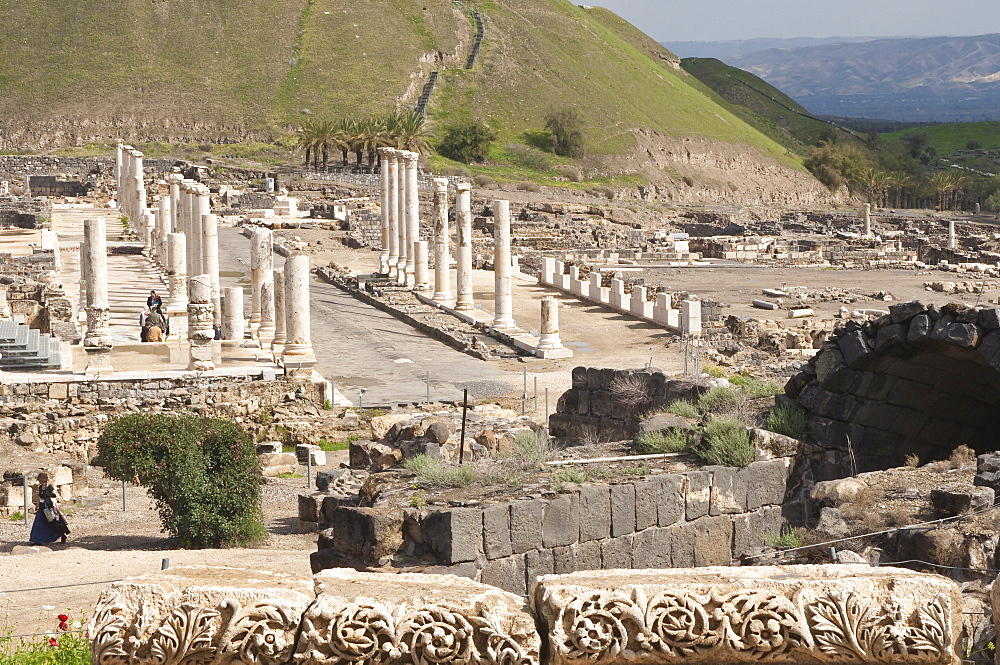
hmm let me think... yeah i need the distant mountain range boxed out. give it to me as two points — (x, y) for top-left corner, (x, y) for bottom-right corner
(665, 34), (1000, 122)
(663, 37), (883, 60)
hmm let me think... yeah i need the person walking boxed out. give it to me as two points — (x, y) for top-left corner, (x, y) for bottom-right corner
(29, 472), (69, 545)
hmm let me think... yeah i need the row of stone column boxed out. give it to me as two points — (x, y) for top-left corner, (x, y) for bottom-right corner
(377, 147), (420, 285)
(375, 166), (566, 352)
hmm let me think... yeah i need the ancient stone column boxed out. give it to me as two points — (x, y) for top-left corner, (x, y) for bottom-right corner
(864, 203), (872, 237)
(114, 140), (123, 187)
(492, 199), (515, 329)
(454, 182), (474, 311)
(190, 186), (210, 278)
(272, 268), (287, 353)
(537, 297), (564, 351)
(949, 219), (956, 249)
(0, 286), (12, 320)
(220, 286), (245, 341)
(167, 174), (181, 234)
(378, 147), (391, 275)
(181, 183), (195, 278)
(250, 227), (273, 328)
(130, 151), (144, 225)
(156, 196), (172, 265)
(413, 240), (431, 291)
(396, 150), (408, 284)
(187, 274), (215, 371)
(166, 232), (188, 313)
(282, 254), (317, 376)
(83, 217), (112, 373)
(404, 151), (420, 286)
(259, 278), (276, 348)
(432, 178), (452, 302)
(142, 209), (155, 256)
(386, 151), (400, 278)
(201, 213), (221, 327)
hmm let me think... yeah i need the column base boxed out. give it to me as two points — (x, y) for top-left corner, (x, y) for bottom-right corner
(536, 334), (563, 350)
(491, 318), (516, 329)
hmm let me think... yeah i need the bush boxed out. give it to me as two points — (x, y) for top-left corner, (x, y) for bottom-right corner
(440, 166), (471, 177)
(699, 416), (754, 467)
(545, 108), (585, 158)
(404, 454), (478, 488)
(766, 403), (808, 439)
(554, 164), (583, 182)
(666, 400), (700, 419)
(635, 428), (690, 454)
(765, 526), (804, 549)
(507, 143), (552, 171)
(438, 118), (497, 163)
(587, 185), (615, 199)
(697, 385), (743, 415)
(472, 174), (496, 188)
(97, 414), (266, 549)
(553, 467), (589, 484)
(610, 373), (653, 408)
(515, 181), (541, 193)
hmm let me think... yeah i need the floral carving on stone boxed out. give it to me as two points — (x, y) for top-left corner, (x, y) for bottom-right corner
(534, 567), (960, 665)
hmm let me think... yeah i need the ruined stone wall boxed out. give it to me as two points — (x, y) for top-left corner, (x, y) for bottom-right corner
(0, 155), (174, 182)
(307, 459), (791, 596)
(1, 371), (316, 459)
(549, 367), (706, 442)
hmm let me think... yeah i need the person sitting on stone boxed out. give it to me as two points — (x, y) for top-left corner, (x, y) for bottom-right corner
(146, 306), (166, 342)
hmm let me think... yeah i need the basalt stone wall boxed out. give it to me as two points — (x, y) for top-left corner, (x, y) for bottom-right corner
(549, 367), (706, 442)
(308, 458), (792, 596)
(785, 300), (1000, 477)
(0, 155), (175, 182)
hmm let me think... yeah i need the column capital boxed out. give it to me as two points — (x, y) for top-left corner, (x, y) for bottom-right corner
(433, 178), (448, 192)
(403, 151), (419, 165)
(455, 181), (471, 193)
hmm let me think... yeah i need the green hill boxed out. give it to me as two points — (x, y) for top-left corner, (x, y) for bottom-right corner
(0, 0), (820, 196)
(881, 122), (1000, 153)
(679, 57), (858, 152)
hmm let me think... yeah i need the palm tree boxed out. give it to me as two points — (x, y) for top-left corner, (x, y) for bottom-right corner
(390, 110), (433, 155)
(295, 120), (320, 168)
(356, 116), (387, 167)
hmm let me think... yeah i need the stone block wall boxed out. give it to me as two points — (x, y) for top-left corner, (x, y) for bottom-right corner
(310, 458), (792, 596)
(549, 366), (705, 442)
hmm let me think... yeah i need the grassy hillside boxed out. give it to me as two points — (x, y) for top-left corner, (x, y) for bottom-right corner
(679, 57), (858, 152)
(882, 122), (1000, 153)
(0, 0), (802, 179)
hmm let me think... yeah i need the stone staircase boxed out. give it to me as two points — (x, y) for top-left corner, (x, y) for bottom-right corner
(414, 71), (440, 117)
(0, 321), (62, 370)
(465, 10), (485, 69)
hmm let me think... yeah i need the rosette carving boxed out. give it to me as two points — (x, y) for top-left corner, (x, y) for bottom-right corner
(551, 590), (643, 664)
(217, 599), (302, 665)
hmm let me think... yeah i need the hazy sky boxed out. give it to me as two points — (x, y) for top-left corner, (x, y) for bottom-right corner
(593, 0), (1000, 42)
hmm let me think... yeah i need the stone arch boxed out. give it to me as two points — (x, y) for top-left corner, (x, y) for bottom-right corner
(785, 300), (1000, 475)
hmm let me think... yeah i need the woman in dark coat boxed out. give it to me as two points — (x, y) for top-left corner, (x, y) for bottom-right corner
(29, 472), (69, 545)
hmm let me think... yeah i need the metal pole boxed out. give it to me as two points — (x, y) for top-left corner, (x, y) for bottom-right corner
(533, 376), (538, 412)
(521, 366), (527, 417)
(425, 371), (430, 403)
(22, 473), (29, 525)
(122, 480), (127, 512)
(359, 390), (363, 411)
(458, 389), (469, 465)
(306, 451), (312, 489)
(545, 388), (549, 421)
(161, 558), (171, 570)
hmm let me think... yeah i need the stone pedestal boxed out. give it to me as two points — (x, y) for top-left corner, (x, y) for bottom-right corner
(220, 287), (245, 341)
(250, 227), (273, 326)
(413, 240), (431, 291)
(537, 297), (564, 350)
(282, 254), (316, 377)
(386, 151), (400, 278)
(83, 217), (112, 374)
(681, 299), (702, 337)
(272, 268), (286, 355)
(432, 178), (452, 302)
(187, 274), (215, 371)
(492, 199), (515, 329)
(455, 182), (474, 310)
(378, 147), (391, 274)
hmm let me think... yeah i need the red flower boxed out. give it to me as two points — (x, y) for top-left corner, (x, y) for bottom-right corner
(57, 614), (68, 621)
(59, 621), (69, 631)
(48, 637), (58, 647)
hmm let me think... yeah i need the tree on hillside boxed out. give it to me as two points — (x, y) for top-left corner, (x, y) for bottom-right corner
(387, 111), (433, 156)
(803, 140), (870, 192)
(545, 108), (585, 158)
(438, 118), (497, 163)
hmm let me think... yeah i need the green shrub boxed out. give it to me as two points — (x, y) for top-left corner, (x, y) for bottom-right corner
(545, 108), (585, 158)
(766, 403), (808, 439)
(97, 414), (266, 549)
(438, 118), (497, 163)
(635, 428), (690, 454)
(516, 181), (542, 193)
(507, 143), (552, 171)
(697, 385), (743, 414)
(472, 174), (496, 188)
(765, 525), (804, 549)
(553, 467), (589, 484)
(665, 400), (700, 419)
(511, 430), (552, 468)
(8, 510), (23, 522)
(703, 365), (724, 378)
(403, 454), (477, 488)
(0, 612), (91, 664)
(554, 164), (583, 182)
(699, 416), (754, 467)
(736, 376), (785, 399)
(622, 464), (649, 475)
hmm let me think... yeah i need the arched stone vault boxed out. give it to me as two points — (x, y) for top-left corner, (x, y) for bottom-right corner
(785, 300), (1000, 472)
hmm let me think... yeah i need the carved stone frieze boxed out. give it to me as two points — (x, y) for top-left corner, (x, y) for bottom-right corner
(531, 566), (961, 665)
